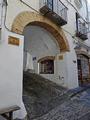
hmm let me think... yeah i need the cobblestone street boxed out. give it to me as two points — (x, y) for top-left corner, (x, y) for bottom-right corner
(34, 89), (90, 120)
(23, 72), (90, 120)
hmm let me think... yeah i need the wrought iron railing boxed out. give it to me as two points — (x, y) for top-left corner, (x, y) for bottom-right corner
(40, 0), (68, 22)
(76, 13), (88, 40)
(78, 20), (88, 36)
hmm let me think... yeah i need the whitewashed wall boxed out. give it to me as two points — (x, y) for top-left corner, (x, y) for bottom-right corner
(0, 4), (27, 119)
(0, 29), (26, 119)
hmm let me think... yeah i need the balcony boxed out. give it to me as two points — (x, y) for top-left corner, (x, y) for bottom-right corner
(76, 13), (88, 40)
(39, 0), (68, 26)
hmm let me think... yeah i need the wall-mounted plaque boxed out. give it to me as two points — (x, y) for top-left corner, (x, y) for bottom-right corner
(8, 36), (20, 46)
(58, 55), (63, 60)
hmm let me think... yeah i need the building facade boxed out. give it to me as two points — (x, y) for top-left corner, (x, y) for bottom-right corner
(0, 0), (90, 119)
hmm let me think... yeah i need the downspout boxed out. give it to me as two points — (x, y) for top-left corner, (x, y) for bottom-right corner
(3, 0), (23, 35)
(3, 0), (40, 35)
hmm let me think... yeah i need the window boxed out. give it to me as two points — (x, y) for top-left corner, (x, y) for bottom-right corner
(39, 59), (54, 74)
(77, 54), (90, 80)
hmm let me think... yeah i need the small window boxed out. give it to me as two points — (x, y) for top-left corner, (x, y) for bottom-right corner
(39, 59), (54, 74)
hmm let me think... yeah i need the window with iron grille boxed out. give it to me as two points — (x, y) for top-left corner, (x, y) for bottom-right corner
(39, 59), (54, 74)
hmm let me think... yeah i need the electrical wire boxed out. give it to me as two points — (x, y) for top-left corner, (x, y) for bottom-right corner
(20, 0), (39, 13)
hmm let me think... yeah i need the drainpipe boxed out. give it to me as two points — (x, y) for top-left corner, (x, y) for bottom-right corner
(3, 0), (23, 35)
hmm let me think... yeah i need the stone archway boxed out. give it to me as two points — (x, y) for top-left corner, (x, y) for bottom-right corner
(11, 11), (70, 52)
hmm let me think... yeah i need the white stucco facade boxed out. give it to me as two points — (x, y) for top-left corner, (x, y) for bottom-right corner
(0, 0), (89, 119)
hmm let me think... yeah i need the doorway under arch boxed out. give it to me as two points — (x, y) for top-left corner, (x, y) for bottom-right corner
(23, 25), (60, 78)
(10, 11), (71, 92)
(11, 11), (70, 53)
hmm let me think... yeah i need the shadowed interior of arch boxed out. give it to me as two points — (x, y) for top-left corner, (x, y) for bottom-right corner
(23, 25), (60, 74)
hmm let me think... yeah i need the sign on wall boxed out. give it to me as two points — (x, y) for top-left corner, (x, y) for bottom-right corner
(8, 36), (20, 46)
(58, 55), (63, 60)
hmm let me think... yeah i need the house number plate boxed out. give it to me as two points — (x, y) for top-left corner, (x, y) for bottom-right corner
(8, 36), (20, 46)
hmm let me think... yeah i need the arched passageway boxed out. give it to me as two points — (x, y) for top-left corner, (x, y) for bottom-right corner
(23, 25), (60, 80)
(11, 11), (70, 84)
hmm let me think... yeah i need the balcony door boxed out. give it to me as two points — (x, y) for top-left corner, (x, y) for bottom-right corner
(47, 0), (53, 10)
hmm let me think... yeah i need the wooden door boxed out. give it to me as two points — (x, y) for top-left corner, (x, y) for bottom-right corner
(77, 54), (90, 85)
